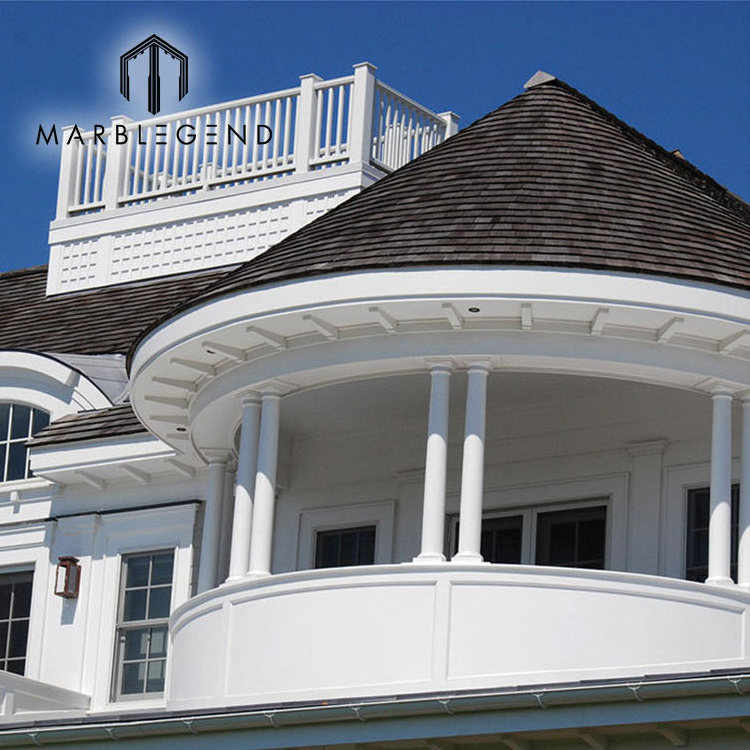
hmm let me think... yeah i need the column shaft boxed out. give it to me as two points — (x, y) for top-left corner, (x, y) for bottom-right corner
(247, 394), (282, 576)
(415, 366), (451, 562)
(454, 365), (489, 562)
(197, 458), (226, 593)
(739, 399), (750, 589)
(707, 390), (733, 585)
(227, 400), (261, 580)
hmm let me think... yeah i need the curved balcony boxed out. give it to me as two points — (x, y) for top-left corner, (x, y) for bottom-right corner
(167, 563), (750, 710)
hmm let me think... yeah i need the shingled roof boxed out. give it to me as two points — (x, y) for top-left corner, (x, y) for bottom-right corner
(0, 264), (235, 356)
(177, 74), (748, 312)
(29, 403), (147, 447)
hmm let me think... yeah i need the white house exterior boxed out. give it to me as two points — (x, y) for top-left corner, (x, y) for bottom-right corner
(0, 65), (747, 748)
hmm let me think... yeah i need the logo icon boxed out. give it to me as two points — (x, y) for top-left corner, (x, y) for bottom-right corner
(120, 35), (188, 116)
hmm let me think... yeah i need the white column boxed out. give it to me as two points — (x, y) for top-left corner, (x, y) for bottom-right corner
(415, 363), (452, 562)
(197, 453), (227, 593)
(707, 387), (733, 586)
(227, 397), (261, 581)
(247, 391), (282, 577)
(739, 396), (750, 590)
(453, 362), (491, 563)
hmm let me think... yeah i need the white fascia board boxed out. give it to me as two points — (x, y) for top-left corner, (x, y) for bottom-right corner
(48, 166), (372, 245)
(132, 267), (750, 380)
(30, 435), (175, 476)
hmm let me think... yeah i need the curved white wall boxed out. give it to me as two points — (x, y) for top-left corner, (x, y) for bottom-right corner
(167, 564), (750, 710)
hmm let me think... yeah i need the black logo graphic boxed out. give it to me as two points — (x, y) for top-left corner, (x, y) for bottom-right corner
(120, 35), (188, 116)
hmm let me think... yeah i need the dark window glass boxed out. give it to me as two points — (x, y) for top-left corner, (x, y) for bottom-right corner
(0, 404), (50, 482)
(685, 486), (739, 583)
(480, 515), (523, 564)
(0, 573), (33, 675)
(115, 551), (174, 699)
(314, 526), (376, 568)
(536, 506), (607, 569)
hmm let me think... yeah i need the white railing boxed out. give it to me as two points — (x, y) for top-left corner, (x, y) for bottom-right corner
(371, 82), (450, 171)
(55, 64), (458, 219)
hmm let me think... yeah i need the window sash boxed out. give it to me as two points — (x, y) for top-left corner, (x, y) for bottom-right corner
(113, 551), (174, 701)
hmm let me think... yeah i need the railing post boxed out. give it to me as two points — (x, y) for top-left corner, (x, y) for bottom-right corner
(102, 115), (132, 210)
(439, 111), (460, 138)
(294, 73), (322, 174)
(55, 127), (79, 220)
(349, 62), (377, 165)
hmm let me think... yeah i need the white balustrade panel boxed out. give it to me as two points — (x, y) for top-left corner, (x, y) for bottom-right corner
(167, 564), (750, 710)
(67, 133), (107, 215)
(311, 77), (353, 167)
(120, 91), (299, 204)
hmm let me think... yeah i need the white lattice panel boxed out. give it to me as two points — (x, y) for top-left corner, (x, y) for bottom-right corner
(55, 239), (101, 291)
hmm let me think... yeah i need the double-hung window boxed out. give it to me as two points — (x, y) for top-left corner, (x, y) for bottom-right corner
(0, 403), (50, 482)
(113, 551), (174, 699)
(0, 572), (33, 675)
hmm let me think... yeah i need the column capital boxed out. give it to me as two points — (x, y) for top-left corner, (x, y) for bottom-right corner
(694, 378), (742, 398)
(464, 358), (494, 374)
(736, 390), (750, 404)
(237, 389), (261, 405)
(203, 448), (231, 465)
(424, 358), (454, 373)
(259, 379), (295, 397)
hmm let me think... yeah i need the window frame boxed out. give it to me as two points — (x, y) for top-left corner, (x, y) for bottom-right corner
(0, 402), (50, 484)
(314, 524), (377, 569)
(111, 549), (176, 703)
(684, 484), (740, 583)
(0, 569), (34, 676)
(449, 497), (611, 568)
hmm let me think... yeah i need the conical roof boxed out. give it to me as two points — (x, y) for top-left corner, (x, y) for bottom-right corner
(183, 75), (750, 307)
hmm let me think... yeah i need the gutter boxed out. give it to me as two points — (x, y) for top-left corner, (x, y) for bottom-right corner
(2, 672), (748, 747)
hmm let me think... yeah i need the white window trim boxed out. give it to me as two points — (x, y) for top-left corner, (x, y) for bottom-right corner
(86, 504), (197, 712)
(296, 500), (396, 570)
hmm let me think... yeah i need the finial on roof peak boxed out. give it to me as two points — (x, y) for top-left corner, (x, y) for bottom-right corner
(524, 71), (557, 90)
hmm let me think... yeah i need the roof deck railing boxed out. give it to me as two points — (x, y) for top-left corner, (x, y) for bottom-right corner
(55, 63), (459, 220)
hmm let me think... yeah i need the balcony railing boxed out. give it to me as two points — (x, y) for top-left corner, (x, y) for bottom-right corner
(55, 63), (459, 220)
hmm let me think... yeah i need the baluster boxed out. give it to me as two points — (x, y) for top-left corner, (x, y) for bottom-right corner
(325, 87), (334, 156)
(180, 118), (190, 186)
(162, 121), (173, 190)
(122, 133), (134, 197)
(232, 107), (241, 175)
(251, 102), (260, 170)
(282, 96), (292, 164)
(191, 115), (201, 185)
(83, 139), (93, 204)
(335, 85), (344, 155)
(142, 126), (153, 194)
(241, 105), (250, 172)
(272, 97), (281, 166)
(313, 88), (323, 162)
(262, 100), (271, 166)
(211, 110), (220, 181)
(93, 139), (103, 202)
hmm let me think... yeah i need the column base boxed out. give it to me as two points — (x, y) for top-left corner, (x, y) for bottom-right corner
(451, 552), (487, 564)
(705, 576), (735, 588)
(411, 553), (447, 564)
(245, 570), (272, 579)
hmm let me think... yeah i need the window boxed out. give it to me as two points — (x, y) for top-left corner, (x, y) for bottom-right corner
(0, 572), (33, 675)
(685, 486), (739, 583)
(0, 403), (50, 482)
(113, 551), (174, 699)
(314, 526), (376, 568)
(536, 505), (607, 569)
(480, 515), (523, 564)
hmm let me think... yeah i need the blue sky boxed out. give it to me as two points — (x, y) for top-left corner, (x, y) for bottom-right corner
(0, 1), (748, 273)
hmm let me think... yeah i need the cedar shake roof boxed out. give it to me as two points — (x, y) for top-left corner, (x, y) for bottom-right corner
(0, 265), (235, 356)
(29, 403), (146, 447)
(181, 75), (749, 310)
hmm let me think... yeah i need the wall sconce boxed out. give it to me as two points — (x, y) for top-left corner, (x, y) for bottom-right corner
(55, 556), (81, 599)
